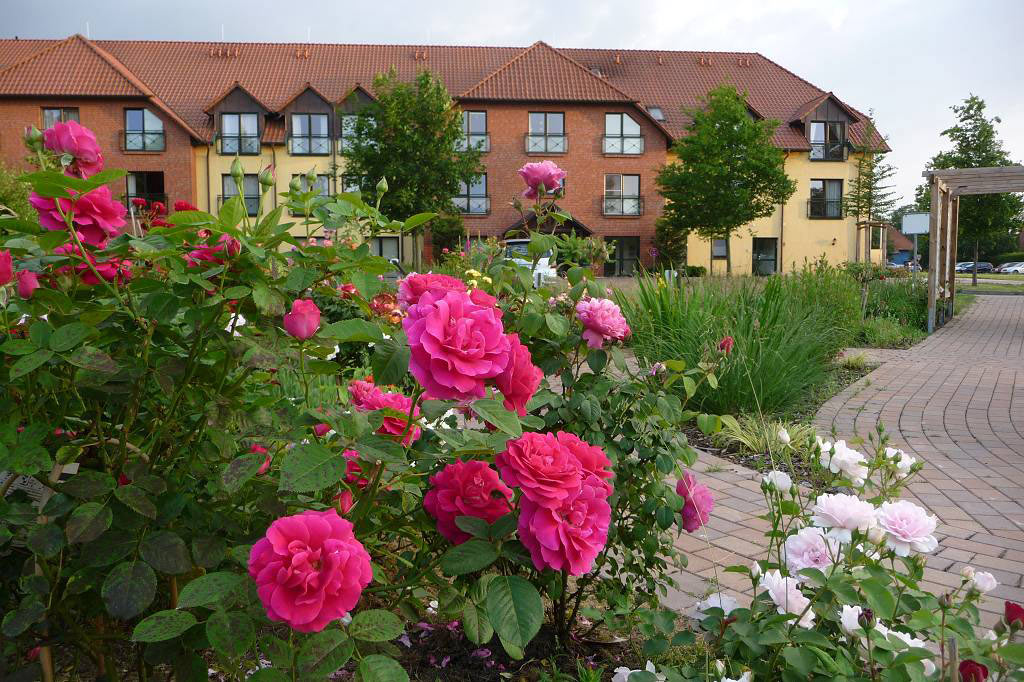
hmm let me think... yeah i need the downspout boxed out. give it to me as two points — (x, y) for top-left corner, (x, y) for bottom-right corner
(205, 140), (211, 213)
(272, 145), (278, 209)
(779, 151), (788, 273)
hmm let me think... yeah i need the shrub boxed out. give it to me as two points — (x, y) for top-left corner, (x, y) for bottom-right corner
(860, 315), (927, 349)
(0, 161), (31, 219)
(865, 277), (927, 330)
(995, 250), (1024, 265)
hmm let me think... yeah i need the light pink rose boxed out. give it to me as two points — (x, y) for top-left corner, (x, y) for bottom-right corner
(875, 500), (938, 556)
(783, 527), (839, 573)
(248, 509), (372, 632)
(42, 120), (104, 178)
(810, 493), (876, 544)
(518, 478), (610, 576)
(30, 185), (127, 247)
(356, 390), (422, 446)
(555, 431), (613, 495)
(575, 297), (631, 350)
(759, 570), (814, 628)
(397, 273), (467, 310)
(518, 160), (566, 200)
(423, 460), (514, 544)
(676, 471), (714, 533)
(494, 334), (543, 417)
(403, 290), (510, 401)
(0, 250), (11, 285)
(495, 432), (582, 509)
(15, 270), (39, 299)
(283, 299), (321, 340)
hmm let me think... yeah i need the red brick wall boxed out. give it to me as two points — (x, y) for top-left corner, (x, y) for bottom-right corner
(0, 97), (197, 207)
(454, 101), (669, 268)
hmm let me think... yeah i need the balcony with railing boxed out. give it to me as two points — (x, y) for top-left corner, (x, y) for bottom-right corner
(455, 133), (490, 152)
(602, 135), (645, 155)
(602, 196), (644, 216)
(453, 195), (490, 215)
(122, 130), (165, 152)
(218, 194), (260, 216)
(809, 141), (848, 161)
(288, 135), (331, 156)
(807, 199), (844, 219)
(218, 135), (261, 155)
(525, 134), (567, 154)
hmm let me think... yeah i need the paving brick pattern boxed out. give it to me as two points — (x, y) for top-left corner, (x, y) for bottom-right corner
(664, 296), (1024, 628)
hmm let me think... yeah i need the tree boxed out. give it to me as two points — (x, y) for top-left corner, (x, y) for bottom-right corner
(656, 85), (796, 273)
(917, 95), (1023, 284)
(342, 69), (484, 267)
(845, 114), (898, 262)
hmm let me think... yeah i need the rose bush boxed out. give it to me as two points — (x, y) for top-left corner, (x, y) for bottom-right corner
(0, 128), (724, 680)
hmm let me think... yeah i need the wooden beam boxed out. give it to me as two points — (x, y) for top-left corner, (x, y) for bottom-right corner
(947, 196), (959, 319)
(924, 165), (1024, 177)
(927, 176), (941, 333)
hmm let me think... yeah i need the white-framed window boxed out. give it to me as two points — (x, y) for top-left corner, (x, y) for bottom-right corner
(290, 113), (330, 155)
(603, 113), (644, 154)
(455, 175), (489, 215)
(124, 108), (165, 151)
(526, 112), (566, 153)
(220, 113), (260, 154)
(603, 174), (642, 216)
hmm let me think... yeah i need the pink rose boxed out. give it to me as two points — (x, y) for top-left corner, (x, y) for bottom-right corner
(518, 161), (566, 200)
(423, 460), (514, 544)
(174, 200), (198, 212)
(783, 527), (839, 573)
(494, 334), (542, 417)
(187, 234), (241, 267)
(397, 273), (467, 310)
(313, 423), (332, 438)
(555, 432), (613, 495)
(251, 444), (271, 475)
(676, 471), (714, 533)
(575, 298), (630, 350)
(348, 377), (382, 409)
(283, 299), (321, 340)
(359, 390), (422, 446)
(338, 282), (358, 299)
(343, 449), (369, 488)
(518, 478), (610, 576)
(403, 290), (510, 401)
(0, 250), (12, 285)
(335, 490), (354, 514)
(42, 120), (104, 178)
(30, 185), (127, 248)
(54, 242), (132, 285)
(875, 500), (938, 556)
(15, 270), (40, 299)
(248, 509), (372, 632)
(469, 288), (499, 311)
(495, 432), (581, 509)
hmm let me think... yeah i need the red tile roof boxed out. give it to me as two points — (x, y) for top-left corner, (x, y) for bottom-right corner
(0, 36), (887, 150)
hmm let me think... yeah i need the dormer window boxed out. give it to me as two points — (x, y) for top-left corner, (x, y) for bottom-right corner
(603, 113), (644, 154)
(809, 121), (846, 161)
(220, 113), (260, 155)
(290, 114), (330, 155)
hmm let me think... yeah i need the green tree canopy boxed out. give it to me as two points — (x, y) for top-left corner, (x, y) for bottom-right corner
(655, 84), (796, 272)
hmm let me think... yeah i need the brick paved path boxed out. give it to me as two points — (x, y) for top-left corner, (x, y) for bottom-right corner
(665, 296), (1024, 627)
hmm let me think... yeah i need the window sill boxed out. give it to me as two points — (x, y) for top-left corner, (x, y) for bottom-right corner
(288, 152), (332, 157)
(807, 216), (845, 220)
(525, 151), (567, 156)
(602, 214), (644, 219)
(602, 152), (645, 157)
(122, 149), (166, 155)
(459, 213), (491, 218)
(808, 158), (847, 162)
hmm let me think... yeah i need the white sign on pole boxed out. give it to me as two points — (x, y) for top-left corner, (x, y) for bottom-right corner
(901, 212), (930, 235)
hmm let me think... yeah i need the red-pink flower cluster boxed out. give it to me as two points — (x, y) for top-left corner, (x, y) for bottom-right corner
(43, 120), (104, 178)
(248, 509), (372, 632)
(348, 377), (422, 446)
(54, 243), (132, 285)
(676, 471), (714, 533)
(575, 297), (631, 350)
(343, 449), (369, 488)
(496, 431), (613, 575)
(423, 460), (513, 544)
(30, 185), (127, 248)
(397, 272), (466, 310)
(186, 233), (241, 267)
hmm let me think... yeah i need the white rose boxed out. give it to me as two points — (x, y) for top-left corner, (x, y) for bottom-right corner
(762, 470), (793, 495)
(691, 592), (739, 619)
(970, 571), (998, 593)
(759, 571), (814, 628)
(778, 428), (791, 445)
(960, 565), (976, 580)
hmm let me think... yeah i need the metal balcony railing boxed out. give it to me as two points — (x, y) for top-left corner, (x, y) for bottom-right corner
(218, 135), (261, 155)
(123, 130), (165, 152)
(453, 195), (490, 215)
(809, 141), (848, 161)
(602, 196), (644, 216)
(602, 135), (645, 155)
(807, 199), (844, 218)
(525, 134), (567, 154)
(288, 135), (332, 155)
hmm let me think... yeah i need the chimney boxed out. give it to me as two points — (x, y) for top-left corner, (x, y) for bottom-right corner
(657, 55), (663, 65)
(614, 53), (621, 64)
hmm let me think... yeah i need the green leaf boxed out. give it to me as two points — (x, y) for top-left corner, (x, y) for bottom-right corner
(403, 212), (436, 230)
(371, 333), (410, 386)
(348, 609), (404, 642)
(278, 443), (346, 493)
(695, 413), (721, 435)
(356, 655), (409, 682)
(486, 575), (543, 657)
(65, 346), (118, 373)
(132, 610), (197, 642)
(206, 610), (255, 659)
(66, 502), (112, 543)
(321, 319), (384, 343)
(454, 516), (490, 539)
(176, 572), (243, 609)
(142, 292), (181, 324)
(81, 530), (137, 567)
(351, 270), (384, 298)
(782, 647), (818, 676)
(284, 266), (319, 293)
(441, 539), (499, 576)
(471, 398), (522, 437)
(9, 349), (54, 379)
(354, 435), (407, 468)
(489, 514), (517, 539)
(545, 313), (569, 336)
(191, 536), (226, 569)
(49, 323), (94, 352)
(1, 338), (38, 355)
(102, 561), (156, 620)
(27, 523), (65, 558)
(221, 453), (262, 494)
(140, 530), (192, 574)
(1, 598), (45, 637)
(218, 196), (245, 229)
(252, 283), (285, 316)
(297, 629), (354, 676)
(462, 602), (493, 645)
(248, 671), (290, 682)
(860, 578), (897, 619)
(61, 470), (116, 499)
(997, 643), (1024, 665)
(114, 485), (157, 519)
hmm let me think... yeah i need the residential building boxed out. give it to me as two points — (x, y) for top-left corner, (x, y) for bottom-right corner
(0, 35), (886, 274)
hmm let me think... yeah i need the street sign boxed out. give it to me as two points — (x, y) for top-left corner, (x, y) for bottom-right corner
(902, 212), (930, 235)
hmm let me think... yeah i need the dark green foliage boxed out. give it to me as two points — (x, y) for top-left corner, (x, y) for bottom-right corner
(995, 251), (1024, 265)
(0, 162), (31, 219)
(845, 113), (898, 224)
(427, 213), (466, 255)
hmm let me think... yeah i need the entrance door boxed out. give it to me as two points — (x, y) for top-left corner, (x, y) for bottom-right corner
(603, 236), (640, 276)
(752, 237), (778, 275)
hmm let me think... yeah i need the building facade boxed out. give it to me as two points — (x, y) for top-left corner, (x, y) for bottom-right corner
(0, 35), (887, 275)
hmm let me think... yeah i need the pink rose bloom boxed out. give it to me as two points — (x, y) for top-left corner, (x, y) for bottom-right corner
(313, 423), (332, 438)
(343, 449), (369, 489)
(54, 243), (132, 285)
(174, 200), (198, 212)
(0, 250), (12, 285)
(15, 270), (40, 299)
(494, 334), (543, 417)
(555, 432), (613, 495)
(283, 299), (321, 340)
(495, 432), (582, 509)
(718, 336), (735, 354)
(469, 288), (499, 312)
(397, 273), (467, 310)
(810, 493), (875, 544)
(518, 160), (566, 200)
(518, 478), (611, 575)
(759, 570), (814, 628)
(187, 234), (241, 267)
(783, 527), (839, 573)
(676, 471), (714, 533)
(403, 290), (510, 401)
(357, 390), (422, 446)
(248, 509), (372, 633)
(335, 490), (354, 514)
(338, 282), (357, 299)
(575, 298), (630, 350)
(42, 120), (104, 178)
(30, 185), (127, 248)
(251, 444), (272, 475)
(875, 500), (938, 556)
(423, 460), (514, 544)
(348, 377), (382, 409)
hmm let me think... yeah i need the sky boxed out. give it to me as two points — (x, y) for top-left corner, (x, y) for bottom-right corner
(3, 0), (1022, 205)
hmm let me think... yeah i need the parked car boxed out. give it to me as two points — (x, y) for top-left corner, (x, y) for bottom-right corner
(996, 261), (1024, 273)
(504, 238), (558, 286)
(955, 261), (994, 273)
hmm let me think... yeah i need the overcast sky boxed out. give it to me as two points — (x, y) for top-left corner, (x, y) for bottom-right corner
(4, 0), (1022, 205)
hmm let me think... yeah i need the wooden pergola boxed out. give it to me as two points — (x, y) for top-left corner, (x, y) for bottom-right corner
(922, 166), (1024, 332)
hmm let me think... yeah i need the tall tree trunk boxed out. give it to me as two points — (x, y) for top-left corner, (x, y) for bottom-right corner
(725, 237), (732, 275)
(973, 240), (979, 286)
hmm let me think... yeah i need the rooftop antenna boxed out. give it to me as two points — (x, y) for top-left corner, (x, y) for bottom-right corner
(85, 21), (90, 39)
(221, 24), (225, 41)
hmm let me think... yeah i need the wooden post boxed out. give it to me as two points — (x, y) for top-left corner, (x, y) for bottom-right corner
(863, 222), (871, 265)
(947, 196), (960, 319)
(937, 188), (950, 327)
(927, 176), (941, 333)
